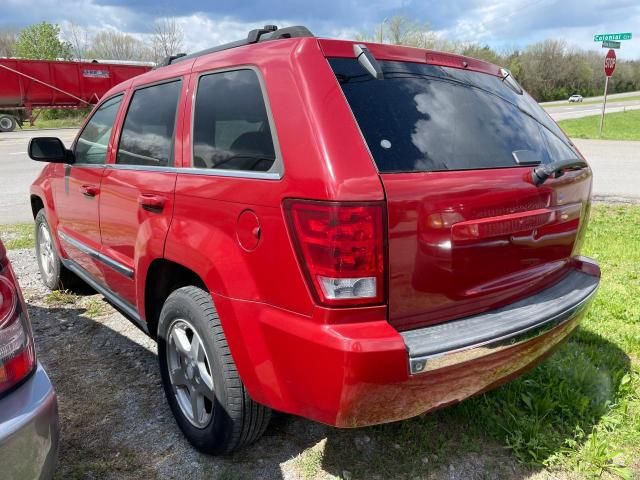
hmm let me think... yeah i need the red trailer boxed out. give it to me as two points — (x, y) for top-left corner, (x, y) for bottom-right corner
(0, 58), (152, 132)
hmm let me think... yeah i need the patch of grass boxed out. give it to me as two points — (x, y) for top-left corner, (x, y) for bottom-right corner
(294, 439), (326, 479)
(82, 297), (110, 318)
(45, 289), (79, 305)
(0, 223), (34, 250)
(23, 116), (84, 130)
(558, 109), (640, 140)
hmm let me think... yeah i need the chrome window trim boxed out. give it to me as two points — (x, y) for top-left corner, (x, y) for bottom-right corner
(58, 231), (134, 279)
(106, 164), (177, 173)
(66, 163), (104, 170)
(181, 167), (282, 180)
(104, 163), (281, 180)
(189, 65), (284, 180)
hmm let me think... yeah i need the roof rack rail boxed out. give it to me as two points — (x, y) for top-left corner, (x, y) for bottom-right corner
(156, 53), (187, 68)
(166, 25), (314, 66)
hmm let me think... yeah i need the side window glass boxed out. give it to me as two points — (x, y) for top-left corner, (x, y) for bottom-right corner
(74, 95), (122, 165)
(193, 69), (276, 172)
(116, 80), (182, 167)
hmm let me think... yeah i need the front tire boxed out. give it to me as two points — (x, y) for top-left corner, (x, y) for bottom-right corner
(34, 210), (77, 290)
(157, 286), (271, 454)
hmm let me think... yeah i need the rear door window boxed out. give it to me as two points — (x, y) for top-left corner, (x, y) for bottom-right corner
(329, 58), (578, 173)
(192, 69), (276, 172)
(116, 80), (182, 167)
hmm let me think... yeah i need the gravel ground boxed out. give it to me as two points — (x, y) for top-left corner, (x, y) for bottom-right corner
(8, 248), (561, 480)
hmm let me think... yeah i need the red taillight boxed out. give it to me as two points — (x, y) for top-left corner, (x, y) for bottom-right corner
(0, 243), (36, 396)
(284, 200), (386, 307)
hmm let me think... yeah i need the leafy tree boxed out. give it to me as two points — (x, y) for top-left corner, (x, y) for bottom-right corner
(461, 44), (502, 65)
(15, 22), (72, 60)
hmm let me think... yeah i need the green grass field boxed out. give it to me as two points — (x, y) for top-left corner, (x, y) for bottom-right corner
(558, 110), (640, 141)
(0, 223), (34, 249)
(23, 116), (84, 130)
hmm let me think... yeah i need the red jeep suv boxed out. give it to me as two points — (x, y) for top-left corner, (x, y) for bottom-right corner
(28, 25), (600, 454)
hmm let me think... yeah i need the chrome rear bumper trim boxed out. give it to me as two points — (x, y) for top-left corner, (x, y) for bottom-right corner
(402, 270), (599, 375)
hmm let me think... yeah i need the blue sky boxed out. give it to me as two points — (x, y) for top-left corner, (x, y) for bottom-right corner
(3, 0), (640, 59)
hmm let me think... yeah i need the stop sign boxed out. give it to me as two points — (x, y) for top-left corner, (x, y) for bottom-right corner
(604, 49), (616, 77)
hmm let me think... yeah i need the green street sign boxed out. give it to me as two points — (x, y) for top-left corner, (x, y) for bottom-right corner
(594, 32), (632, 42)
(602, 40), (621, 49)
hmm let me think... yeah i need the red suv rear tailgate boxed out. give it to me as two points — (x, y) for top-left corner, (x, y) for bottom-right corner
(382, 167), (591, 330)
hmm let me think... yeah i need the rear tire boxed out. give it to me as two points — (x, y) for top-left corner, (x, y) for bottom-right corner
(157, 286), (271, 454)
(34, 210), (78, 290)
(0, 115), (16, 132)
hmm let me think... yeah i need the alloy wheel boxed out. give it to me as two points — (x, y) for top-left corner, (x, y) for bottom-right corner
(166, 318), (215, 428)
(38, 224), (55, 281)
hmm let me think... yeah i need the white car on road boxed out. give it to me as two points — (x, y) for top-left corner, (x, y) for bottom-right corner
(568, 94), (583, 103)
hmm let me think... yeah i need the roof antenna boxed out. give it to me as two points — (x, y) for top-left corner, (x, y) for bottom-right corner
(353, 44), (383, 80)
(248, 25), (278, 43)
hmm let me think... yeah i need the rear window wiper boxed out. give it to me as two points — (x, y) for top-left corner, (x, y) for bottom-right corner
(531, 159), (588, 186)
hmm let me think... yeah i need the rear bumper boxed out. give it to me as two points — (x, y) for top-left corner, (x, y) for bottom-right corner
(402, 268), (599, 374)
(220, 260), (600, 428)
(0, 364), (60, 480)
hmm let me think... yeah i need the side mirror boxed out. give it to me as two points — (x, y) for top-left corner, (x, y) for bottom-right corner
(28, 137), (74, 164)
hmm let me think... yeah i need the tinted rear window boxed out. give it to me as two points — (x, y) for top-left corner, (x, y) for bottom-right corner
(192, 69), (276, 172)
(329, 58), (577, 173)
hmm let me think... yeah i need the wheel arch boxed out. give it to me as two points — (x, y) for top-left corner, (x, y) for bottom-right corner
(30, 194), (45, 219)
(143, 258), (207, 339)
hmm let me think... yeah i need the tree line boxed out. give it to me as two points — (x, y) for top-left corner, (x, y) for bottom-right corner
(1, 17), (638, 102)
(0, 20), (183, 65)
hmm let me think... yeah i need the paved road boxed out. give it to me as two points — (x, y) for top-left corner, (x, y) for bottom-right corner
(0, 128), (638, 225)
(573, 138), (640, 202)
(540, 90), (640, 107)
(545, 101), (640, 121)
(0, 128), (77, 224)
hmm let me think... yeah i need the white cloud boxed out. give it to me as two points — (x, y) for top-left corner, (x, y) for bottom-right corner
(172, 15), (290, 52)
(433, 0), (640, 59)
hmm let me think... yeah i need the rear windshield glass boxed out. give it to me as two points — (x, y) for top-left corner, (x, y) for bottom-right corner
(329, 58), (577, 173)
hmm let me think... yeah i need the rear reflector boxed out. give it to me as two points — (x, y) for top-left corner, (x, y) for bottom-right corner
(284, 200), (386, 307)
(0, 246), (36, 396)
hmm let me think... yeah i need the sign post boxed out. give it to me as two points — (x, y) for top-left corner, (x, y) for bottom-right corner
(599, 49), (617, 137)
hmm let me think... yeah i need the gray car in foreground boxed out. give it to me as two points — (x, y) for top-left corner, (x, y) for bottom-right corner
(0, 238), (59, 479)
